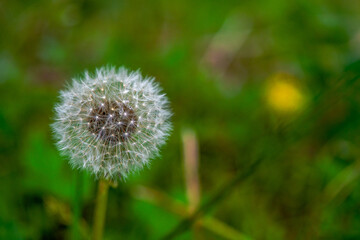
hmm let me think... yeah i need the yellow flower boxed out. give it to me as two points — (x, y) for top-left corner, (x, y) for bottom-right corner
(265, 73), (305, 114)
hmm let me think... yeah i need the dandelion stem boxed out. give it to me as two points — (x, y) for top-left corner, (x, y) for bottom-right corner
(92, 179), (109, 240)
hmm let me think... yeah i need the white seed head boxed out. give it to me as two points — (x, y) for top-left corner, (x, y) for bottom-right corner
(51, 66), (172, 181)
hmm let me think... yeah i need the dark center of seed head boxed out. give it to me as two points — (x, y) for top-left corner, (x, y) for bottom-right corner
(87, 100), (138, 144)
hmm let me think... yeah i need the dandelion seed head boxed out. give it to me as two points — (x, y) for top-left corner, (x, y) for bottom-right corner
(52, 66), (172, 180)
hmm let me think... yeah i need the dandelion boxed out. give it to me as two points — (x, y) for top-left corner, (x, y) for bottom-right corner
(52, 66), (172, 239)
(52, 66), (172, 181)
(265, 73), (306, 114)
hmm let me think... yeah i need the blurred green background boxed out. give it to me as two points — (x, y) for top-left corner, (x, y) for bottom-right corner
(2, 0), (360, 239)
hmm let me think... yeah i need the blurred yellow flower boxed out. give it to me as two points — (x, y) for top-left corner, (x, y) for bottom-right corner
(266, 73), (306, 114)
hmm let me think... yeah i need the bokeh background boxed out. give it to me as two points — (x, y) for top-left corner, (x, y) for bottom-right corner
(2, 0), (360, 239)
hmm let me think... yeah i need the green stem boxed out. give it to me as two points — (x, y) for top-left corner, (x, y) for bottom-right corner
(92, 179), (110, 240)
